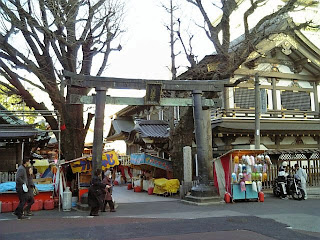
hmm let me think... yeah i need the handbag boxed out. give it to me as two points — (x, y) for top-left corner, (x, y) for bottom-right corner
(22, 183), (28, 193)
(33, 186), (39, 196)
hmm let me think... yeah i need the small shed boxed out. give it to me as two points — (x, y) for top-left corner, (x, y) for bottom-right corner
(0, 105), (42, 171)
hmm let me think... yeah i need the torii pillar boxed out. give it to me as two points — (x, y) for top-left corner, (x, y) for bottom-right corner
(190, 90), (215, 197)
(91, 87), (107, 176)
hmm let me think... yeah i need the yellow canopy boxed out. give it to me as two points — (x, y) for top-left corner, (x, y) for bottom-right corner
(153, 178), (180, 194)
(33, 159), (50, 174)
(71, 150), (119, 173)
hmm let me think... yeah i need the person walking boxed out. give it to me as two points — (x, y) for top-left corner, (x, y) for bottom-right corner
(88, 169), (106, 216)
(24, 167), (35, 216)
(14, 158), (30, 220)
(294, 164), (308, 199)
(102, 170), (116, 212)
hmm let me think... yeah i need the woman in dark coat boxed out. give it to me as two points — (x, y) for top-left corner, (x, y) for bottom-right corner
(88, 169), (106, 216)
(24, 167), (35, 216)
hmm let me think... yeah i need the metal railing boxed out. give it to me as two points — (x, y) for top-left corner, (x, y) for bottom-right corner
(179, 180), (200, 198)
(211, 108), (320, 120)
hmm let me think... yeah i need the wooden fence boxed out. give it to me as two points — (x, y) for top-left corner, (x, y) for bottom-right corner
(262, 160), (320, 189)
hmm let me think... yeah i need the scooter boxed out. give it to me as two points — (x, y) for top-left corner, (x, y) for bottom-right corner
(273, 176), (286, 198)
(273, 175), (305, 200)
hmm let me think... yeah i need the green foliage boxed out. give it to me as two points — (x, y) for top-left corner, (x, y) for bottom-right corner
(0, 85), (36, 124)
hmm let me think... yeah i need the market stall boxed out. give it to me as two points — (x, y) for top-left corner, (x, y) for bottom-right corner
(130, 153), (178, 195)
(214, 150), (270, 202)
(66, 150), (120, 201)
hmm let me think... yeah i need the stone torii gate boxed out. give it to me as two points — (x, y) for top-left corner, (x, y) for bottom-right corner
(64, 71), (224, 197)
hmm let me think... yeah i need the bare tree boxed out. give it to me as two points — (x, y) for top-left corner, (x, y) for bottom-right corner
(185, 0), (318, 79)
(162, 0), (179, 80)
(0, 0), (124, 160)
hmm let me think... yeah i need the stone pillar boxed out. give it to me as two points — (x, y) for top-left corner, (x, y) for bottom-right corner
(91, 87), (107, 177)
(203, 109), (213, 181)
(183, 146), (192, 183)
(191, 90), (214, 197)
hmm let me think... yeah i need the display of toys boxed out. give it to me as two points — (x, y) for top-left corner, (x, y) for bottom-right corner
(263, 172), (268, 181)
(243, 173), (248, 181)
(252, 173), (257, 181)
(234, 163), (239, 173)
(231, 172), (237, 183)
(247, 165), (252, 174)
(245, 155), (250, 165)
(265, 155), (272, 165)
(247, 173), (252, 181)
(263, 164), (267, 173)
(231, 153), (271, 184)
(238, 172), (243, 179)
(250, 155), (255, 165)
(257, 181), (262, 192)
(256, 155), (262, 162)
(240, 181), (246, 192)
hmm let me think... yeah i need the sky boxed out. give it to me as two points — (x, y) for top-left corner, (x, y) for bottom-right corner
(104, 0), (214, 80)
(85, 0), (216, 152)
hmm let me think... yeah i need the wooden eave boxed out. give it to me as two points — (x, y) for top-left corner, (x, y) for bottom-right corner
(212, 118), (320, 135)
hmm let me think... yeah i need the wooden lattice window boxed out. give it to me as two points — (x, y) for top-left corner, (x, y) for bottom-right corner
(234, 88), (255, 109)
(234, 88), (267, 110)
(281, 91), (311, 111)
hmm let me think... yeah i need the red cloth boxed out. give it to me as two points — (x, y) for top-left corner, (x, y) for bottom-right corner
(118, 165), (126, 182)
(214, 155), (231, 195)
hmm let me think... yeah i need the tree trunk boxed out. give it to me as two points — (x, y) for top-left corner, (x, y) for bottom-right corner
(171, 107), (194, 181)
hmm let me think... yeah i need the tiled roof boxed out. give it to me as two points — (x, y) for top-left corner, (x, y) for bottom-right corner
(135, 120), (170, 138)
(0, 104), (27, 125)
(0, 104), (40, 140)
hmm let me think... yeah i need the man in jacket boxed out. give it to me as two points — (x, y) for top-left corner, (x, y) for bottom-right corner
(294, 164), (308, 200)
(14, 158), (30, 219)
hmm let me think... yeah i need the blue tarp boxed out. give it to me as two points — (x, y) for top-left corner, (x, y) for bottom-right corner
(0, 182), (54, 193)
(130, 153), (173, 171)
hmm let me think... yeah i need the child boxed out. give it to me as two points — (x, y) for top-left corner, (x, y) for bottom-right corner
(102, 170), (116, 212)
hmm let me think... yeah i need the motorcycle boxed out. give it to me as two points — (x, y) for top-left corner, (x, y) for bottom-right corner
(287, 175), (305, 200)
(273, 175), (305, 200)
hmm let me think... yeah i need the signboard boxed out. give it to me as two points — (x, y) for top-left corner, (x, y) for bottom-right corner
(260, 89), (267, 114)
(145, 83), (162, 105)
(71, 151), (119, 173)
(130, 153), (172, 171)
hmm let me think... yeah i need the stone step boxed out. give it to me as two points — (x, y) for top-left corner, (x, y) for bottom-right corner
(182, 195), (223, 206)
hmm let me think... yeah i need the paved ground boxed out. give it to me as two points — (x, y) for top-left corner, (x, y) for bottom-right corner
(0, 185), (319, 240)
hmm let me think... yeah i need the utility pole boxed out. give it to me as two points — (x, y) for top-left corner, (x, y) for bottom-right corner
(255, 73), (261, 149)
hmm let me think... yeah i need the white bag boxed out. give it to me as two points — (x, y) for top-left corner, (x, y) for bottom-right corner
(22, 183), (28, 192)
(257, 181), (262, 192)
(252, 181), (257, 192)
